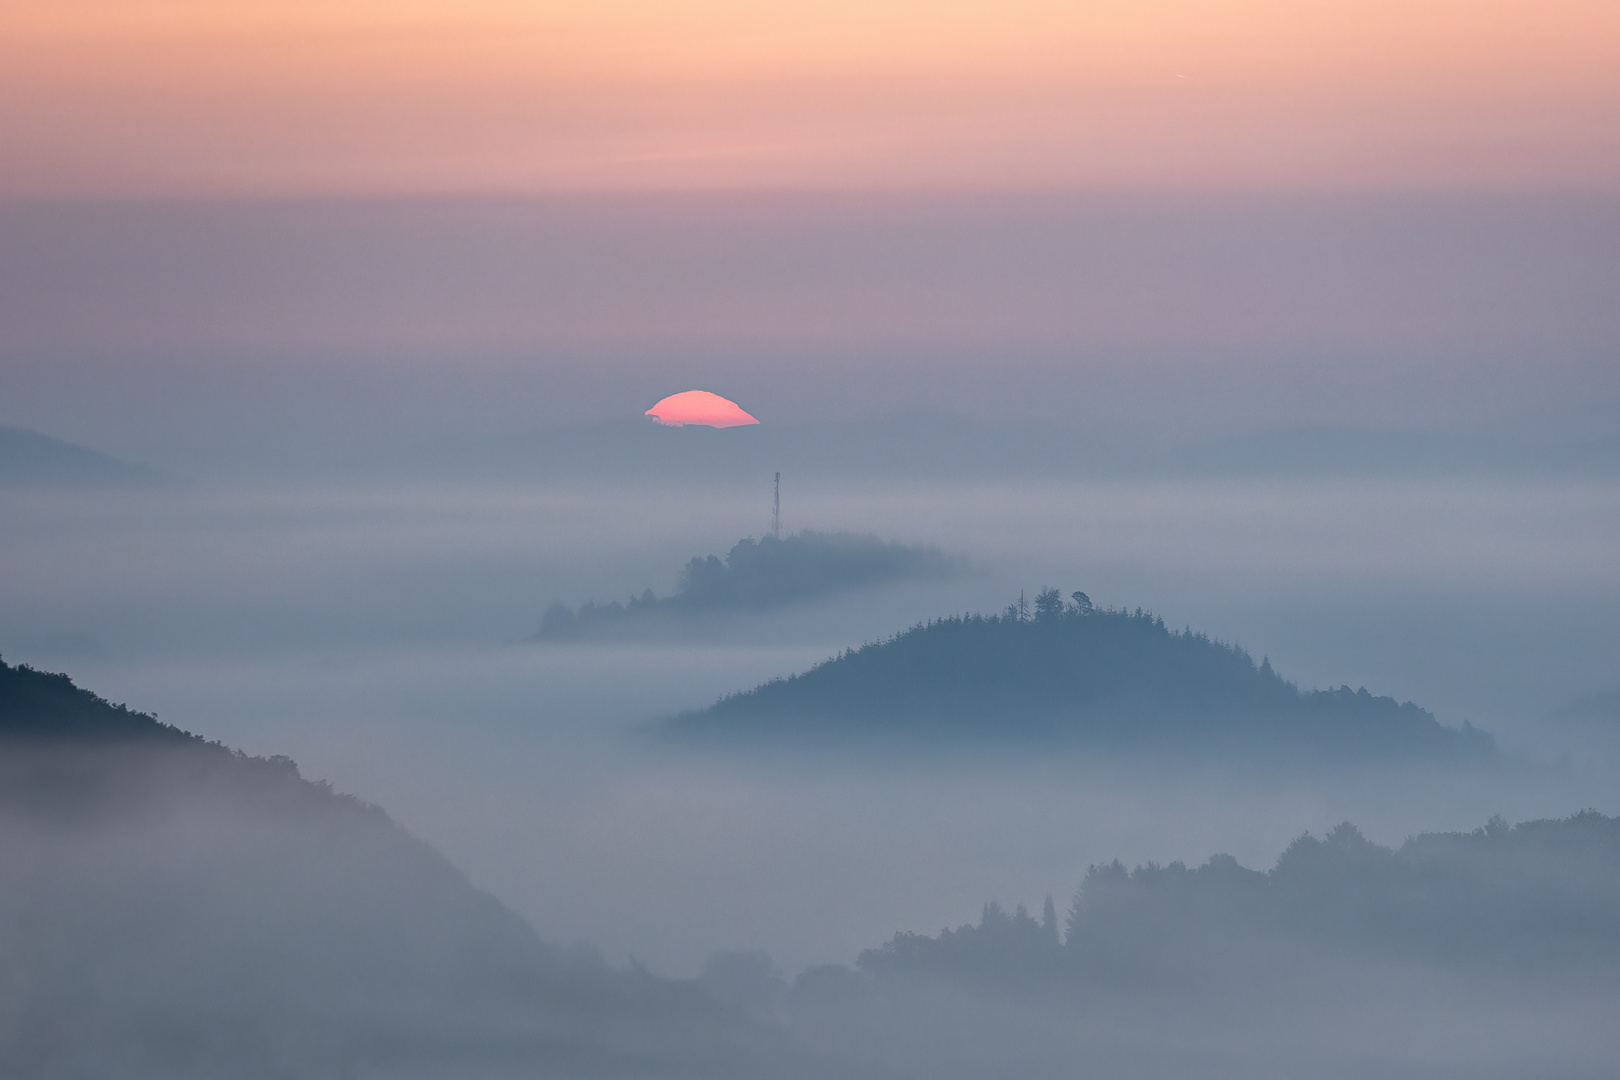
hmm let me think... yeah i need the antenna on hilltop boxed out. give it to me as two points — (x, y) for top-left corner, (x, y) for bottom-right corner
(772, 472), (781, 539)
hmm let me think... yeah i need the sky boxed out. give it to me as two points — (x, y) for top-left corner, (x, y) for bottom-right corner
(2, 193), (1617, 461)
(2, 0), (1617, 198)
(3, 0), (1615, 451)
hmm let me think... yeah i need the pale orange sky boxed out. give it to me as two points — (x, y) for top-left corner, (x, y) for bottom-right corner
(2, 0), (1616, 196)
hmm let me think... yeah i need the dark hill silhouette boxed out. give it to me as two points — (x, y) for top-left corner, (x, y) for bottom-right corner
(0, 659), (196, 743)
(0, 659), (783, 1078)
(537, 529), (961, 639)
(668, 593), (1491, 761)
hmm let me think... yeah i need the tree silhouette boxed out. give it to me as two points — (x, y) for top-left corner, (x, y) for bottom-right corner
(1034, 587), (1064, 621)
(855, 811), (1620, 988)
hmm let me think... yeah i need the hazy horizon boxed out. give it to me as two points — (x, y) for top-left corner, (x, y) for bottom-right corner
(4, 194), (1617, 470)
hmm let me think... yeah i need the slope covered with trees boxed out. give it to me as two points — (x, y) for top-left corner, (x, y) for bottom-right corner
(0, 659), (197, 742)
(0, 659), (779, 1079)
(537, 530), (960, 639)
(670, 591), (1490, 761)
(857, 811), (1620, 984)
(775, 812), (1620, 1079)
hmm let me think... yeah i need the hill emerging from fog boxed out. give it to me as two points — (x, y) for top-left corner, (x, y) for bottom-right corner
(537, 529), (961, 640)
(668, 593), (1491, 762)
(776, 812), (1620, 1079)
(0, 427), (163, 489)
(0, 660), (778, 1079)
(861, 812), (1620, 984)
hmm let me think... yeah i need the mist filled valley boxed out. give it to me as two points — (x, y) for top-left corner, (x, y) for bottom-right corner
(3, 183), (1619, 1075)
(4, 438), (1618, 966)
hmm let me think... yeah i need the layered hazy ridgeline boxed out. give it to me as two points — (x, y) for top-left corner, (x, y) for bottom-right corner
(2, 0), (1617, 1072)
(5, 659), (1618, 1077)
(0, 659), (780, 1078)
(795, 813), (1620, 1078)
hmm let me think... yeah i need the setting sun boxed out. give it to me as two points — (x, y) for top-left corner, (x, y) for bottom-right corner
(645, 390), (760, 428)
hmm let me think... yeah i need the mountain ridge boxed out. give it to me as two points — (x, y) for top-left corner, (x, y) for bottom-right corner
(668, 595), (1492, 762)
(0, 658), (781, 1078)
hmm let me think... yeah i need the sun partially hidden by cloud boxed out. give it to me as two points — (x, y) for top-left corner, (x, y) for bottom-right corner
(646, 390), (760, 428)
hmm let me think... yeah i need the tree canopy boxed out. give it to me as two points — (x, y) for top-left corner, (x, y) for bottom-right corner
(537, 530), (960, 639)
(669, 597), (1492, 761)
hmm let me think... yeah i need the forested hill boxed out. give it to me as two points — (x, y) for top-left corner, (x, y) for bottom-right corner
(776, 811), (1620, 1077)
(856, 811), (1620, 984)
(0, 659), (776, 1078)
(0, 657), (197, 743)
(537, 529), (960, 639)
(668, 594), (1491, 761)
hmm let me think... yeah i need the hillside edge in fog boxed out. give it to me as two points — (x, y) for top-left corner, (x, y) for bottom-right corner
(670, 594), (1492, 763)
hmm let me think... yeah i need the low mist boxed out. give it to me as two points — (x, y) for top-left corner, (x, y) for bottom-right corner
(3, 462), (1616, 981)
(3, 190), (1616, 1065)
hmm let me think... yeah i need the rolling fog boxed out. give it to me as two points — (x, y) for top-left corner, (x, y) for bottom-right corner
(3, 466), (1616, 976)
(2, 193), (1617, 985)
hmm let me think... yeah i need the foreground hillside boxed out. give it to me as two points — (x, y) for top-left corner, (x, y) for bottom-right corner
(670, 594), (1492, 762)
(3, 658), (1613, 1078)
(0, 660), (780, 1079)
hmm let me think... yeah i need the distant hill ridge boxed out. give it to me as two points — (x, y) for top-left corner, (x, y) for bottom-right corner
(669, 592), (1491, 761)
(855, 810), (1620, 984)
(0, 427), (162, 489)
(776, 809), (1620, 1077)
(538, 529), (960, 639)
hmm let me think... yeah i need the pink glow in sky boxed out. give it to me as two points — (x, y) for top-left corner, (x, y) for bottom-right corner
(4, 0), (1615, 197)
(645, 390), (760, 428)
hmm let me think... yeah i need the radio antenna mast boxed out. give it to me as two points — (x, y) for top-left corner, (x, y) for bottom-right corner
(772, 472), (781, 539)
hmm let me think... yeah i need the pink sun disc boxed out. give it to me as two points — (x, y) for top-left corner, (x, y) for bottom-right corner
(645, 391), (760, 428)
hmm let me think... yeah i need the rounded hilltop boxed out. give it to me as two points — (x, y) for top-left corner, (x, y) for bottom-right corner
(667, 589), (1494, 764)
